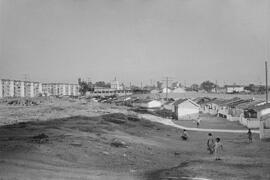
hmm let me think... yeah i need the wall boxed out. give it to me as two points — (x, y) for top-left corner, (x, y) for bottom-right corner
(0, 80), (2, 98)
(239, 115), (260, 128)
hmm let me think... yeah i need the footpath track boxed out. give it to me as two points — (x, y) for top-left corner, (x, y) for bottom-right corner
(139, 114), (260, 134)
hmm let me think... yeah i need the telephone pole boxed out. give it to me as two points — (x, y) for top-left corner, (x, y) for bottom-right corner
(266, 61), (268, 103)
(162, 77), (173, 101)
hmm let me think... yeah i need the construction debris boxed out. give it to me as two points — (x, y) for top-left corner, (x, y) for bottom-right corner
(110, 138), (128, 148)
(32, 133), (49, 144)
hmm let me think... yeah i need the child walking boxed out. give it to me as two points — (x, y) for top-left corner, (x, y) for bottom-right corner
(247, 129), (252, 143)
(214, 137), (223, 160)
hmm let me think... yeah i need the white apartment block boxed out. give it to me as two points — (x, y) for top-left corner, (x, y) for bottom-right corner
(1, 79), (80, 98)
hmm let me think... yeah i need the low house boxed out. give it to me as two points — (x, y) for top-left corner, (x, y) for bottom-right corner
(217, 97), (242, 118)
(173, 98), (200, 120)
(162, 88), (172, 93)
(259, 104), (270, 139)
(133, 99), (162, 109)
(224, 99), (254, 121)
(162, 98), (175, 111)
(226, 85), (245, 94)
(204, 98), (225, 115)
(150, 89), (160, 94)
(193, 97), (212, 112)
(172, 87), (186, 93)
(239, 103), (269, 129)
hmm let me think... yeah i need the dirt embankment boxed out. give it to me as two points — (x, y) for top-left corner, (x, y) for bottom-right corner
(0, 100), (270, 180)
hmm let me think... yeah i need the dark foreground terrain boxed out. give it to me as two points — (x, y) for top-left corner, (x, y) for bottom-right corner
(0, 99), (270, 180)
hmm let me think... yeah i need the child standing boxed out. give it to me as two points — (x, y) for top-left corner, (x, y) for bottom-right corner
(181, 129), (189, 141)
(247, 129), (252, 143)
(214, 137), (223, 160)
(196, 117), (201, 128)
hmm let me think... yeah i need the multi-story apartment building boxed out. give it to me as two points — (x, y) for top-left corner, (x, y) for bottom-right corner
(14, 80), (25, 97)
(0, 79), (80, 98)
(1, 79), (15, 97)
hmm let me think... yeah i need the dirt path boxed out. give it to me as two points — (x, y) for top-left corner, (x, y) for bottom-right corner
(138, 114), (260, 134)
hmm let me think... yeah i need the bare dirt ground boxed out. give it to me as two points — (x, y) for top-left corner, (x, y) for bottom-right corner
(0, 97), (270, 180)
(173, 114), (248, 130)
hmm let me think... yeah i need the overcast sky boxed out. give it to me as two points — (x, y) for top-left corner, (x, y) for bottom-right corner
(0, 0), (269, 86)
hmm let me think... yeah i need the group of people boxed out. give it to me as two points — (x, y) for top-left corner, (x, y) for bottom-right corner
(181, 128), (253, 161)
(206, 133), (223, 160)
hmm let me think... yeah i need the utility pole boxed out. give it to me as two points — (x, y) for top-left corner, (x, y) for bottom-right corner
(215, 80), (218, 93)
(162, 77), (173, 101)
(266, 61), (268, 103)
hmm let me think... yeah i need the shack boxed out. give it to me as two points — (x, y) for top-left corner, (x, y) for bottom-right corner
(173, 98), (200, 120)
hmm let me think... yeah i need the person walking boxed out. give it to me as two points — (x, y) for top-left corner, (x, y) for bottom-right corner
(214, 137), (223, 160)
(196, 117), (201, 128)
(247, 129), (252, 143)
(207, 133), (215, 154)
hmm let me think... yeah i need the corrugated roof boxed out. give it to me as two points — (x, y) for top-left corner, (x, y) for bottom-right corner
(248, 103), (270, 111)
(210, 98), (226, 105)
(219, 97), (242, 106)
(193, 97), (212, 105)
(227, 99), (253, 108)
(236, 100), (265, 109)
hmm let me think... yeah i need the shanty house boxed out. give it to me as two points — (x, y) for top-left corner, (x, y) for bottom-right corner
(193, 97), (212, 113)
(226, 85), (245, 94)
(259, 104), (270, 139)
(217, 97), (242, 118)
(173, 99), (200, 120)
(239, 103), (269, 129)
(204, 98), (225, 115)
(224, 99), (254, 121)
(133, 99), (162, 109)
(162, 98), (175, 111)
(162, 88), (172, 93)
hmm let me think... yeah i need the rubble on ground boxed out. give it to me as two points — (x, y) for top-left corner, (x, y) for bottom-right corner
(110, 138), (128, 148)
(31, 133), (49, 144)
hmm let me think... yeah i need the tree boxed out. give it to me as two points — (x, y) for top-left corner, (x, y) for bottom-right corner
(78, 78), (94, 95)
(200, 81), (216, 92)
(95, 81), (110, 88)
(244, 84), (256, 93)
(190, 84), (199, 91)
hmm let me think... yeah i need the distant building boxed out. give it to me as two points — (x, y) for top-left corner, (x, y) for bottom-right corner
(88, 86), (132, 97)
(42, 83), (79, 96)
(0, 79), (79, 98)
(133, 99), (162, 109)
(111, 78), (123, 90)
(162, 87), (172, 93)
(157, 81), (163, 90)
(172, 87), (186, 93)
(150, 89), (160, 94)
(226, 85), (245, 94)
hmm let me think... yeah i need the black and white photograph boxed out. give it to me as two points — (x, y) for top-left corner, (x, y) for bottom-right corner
(0, 0), (270, 179)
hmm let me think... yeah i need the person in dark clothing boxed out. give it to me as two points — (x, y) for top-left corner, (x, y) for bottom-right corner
(247, 129), (252, 143)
